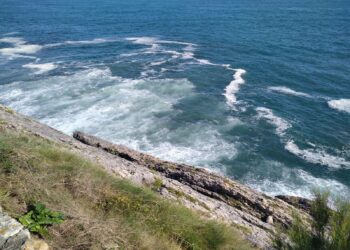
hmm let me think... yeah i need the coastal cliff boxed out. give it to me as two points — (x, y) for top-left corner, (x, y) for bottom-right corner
(0, 105), (310, 249)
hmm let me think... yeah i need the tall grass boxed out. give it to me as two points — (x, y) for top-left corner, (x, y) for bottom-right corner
(0, 129), (254, 250)
(275, 190), (350, 250)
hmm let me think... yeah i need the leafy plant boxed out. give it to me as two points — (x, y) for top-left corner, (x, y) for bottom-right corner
(19, 203), (64, 237)
(275, 190), (350, 250)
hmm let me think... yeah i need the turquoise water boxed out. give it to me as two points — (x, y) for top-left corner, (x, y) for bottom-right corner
(0, 0), (349, 198)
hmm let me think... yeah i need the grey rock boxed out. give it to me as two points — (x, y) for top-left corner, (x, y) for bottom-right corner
(266, 216), (274, 224)
(0, 211), (30, 250)
(72, 131), (311, 248)
(275, 195), (312, 212)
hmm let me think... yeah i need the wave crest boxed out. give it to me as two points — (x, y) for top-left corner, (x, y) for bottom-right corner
(285, 140), (350, 169)
(256, 107), (350, 169)
(268, 86), (311, 98)
(223, 69), (246, 108)
(328, 99), (350, 114)
(256, 107), (291, 136)
(0, 36), (42, 59)
(23, 62), (57, 74)
(1, 67), (237, 168)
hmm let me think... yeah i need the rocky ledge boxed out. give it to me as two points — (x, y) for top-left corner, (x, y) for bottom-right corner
(0, 105), (311, 249)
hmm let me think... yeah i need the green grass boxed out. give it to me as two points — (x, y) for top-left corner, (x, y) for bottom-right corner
(274, 190), (350, 250)
(0, 129), (254, 250)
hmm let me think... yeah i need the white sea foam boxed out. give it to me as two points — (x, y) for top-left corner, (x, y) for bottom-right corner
(196, 59), (215, 65)
(23, 62), (57, 74)
(125, 36), (201, 64)
(182, 51), (195, 59)
(0, 37), (42, 58)
(0, 37), (25, 44)
(45, 38), (119, 48)
(124, 36), (230, 74)
(150, 60), (167, 66)
(256, 107), (291, 136)
(1, 45), (42, 56)
(328, 99), (350, 114)
(285, 140), (350, 169)
(1, 67), (237, 167)
(2, 32), (20, 36)
(223, 69), (246, 108)
(255, 107), (350, 169)
(126, 36), (195, 46)
(65, 38), (111, 45)
(245, 164), (350, 199)
(126, 36), (159, 45)
(145, 122), (237, 166)
(268, 86), (311, 98)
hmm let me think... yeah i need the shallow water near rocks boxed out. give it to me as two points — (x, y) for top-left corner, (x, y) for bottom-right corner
(0, 0), (349, 199)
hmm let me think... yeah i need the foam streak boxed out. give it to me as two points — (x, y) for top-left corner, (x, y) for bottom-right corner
(224, 69), (247, 108)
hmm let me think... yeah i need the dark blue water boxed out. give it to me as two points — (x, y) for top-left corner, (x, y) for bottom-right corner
(1, 0), (349, 198)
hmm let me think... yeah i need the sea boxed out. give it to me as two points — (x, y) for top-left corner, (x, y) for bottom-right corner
(1, 0), (349, 199)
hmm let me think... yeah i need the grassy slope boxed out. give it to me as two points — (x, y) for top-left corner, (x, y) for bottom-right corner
(0, 126), (254, 250)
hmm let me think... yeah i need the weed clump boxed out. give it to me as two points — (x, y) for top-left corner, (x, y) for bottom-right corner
(274, 190), (350, 250)
(19, 203), (64, 237)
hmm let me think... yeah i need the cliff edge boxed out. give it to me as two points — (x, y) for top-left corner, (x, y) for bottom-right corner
(0, 105), (310, 249)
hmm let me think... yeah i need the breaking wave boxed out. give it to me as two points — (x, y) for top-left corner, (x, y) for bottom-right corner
(256, 107), (291, 136)
(0, 67), (237, 168)
(223, 69), (246, 108)
(268, 86), (311, 98)
(256, 107), (350, 169)
(0, 37), (42, 59)
(245, 165), (350, 199)
(45, 38), (119, 48)
(328, 99), (350, 114)
(285, 140), (350, 169)
(126, 36), (195, 46)
(22, 62), (57, 74)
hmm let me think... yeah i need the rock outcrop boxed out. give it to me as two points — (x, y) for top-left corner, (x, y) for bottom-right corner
(71, 132), (312, 248)
(73, 131), (305, 228)
(276, 195), (312, 212)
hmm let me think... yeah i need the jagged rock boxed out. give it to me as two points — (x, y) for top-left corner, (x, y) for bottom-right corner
(72, 131), (312, 248)
(23, 238), (49, 250)
(0, 209), (30, 250)
(73, 131), (305, 227)
(275, 195), (312, 212)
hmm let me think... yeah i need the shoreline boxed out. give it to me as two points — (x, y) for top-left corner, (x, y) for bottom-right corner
(0, 104), (311, 249)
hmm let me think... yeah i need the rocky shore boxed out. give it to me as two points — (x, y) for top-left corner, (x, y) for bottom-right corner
(0, 105), (311, 249)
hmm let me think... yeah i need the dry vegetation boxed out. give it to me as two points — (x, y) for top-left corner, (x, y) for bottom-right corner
(0, 127), (254, 250)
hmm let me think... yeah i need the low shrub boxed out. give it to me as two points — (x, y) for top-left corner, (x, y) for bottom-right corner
(275, 190), (350, 250)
